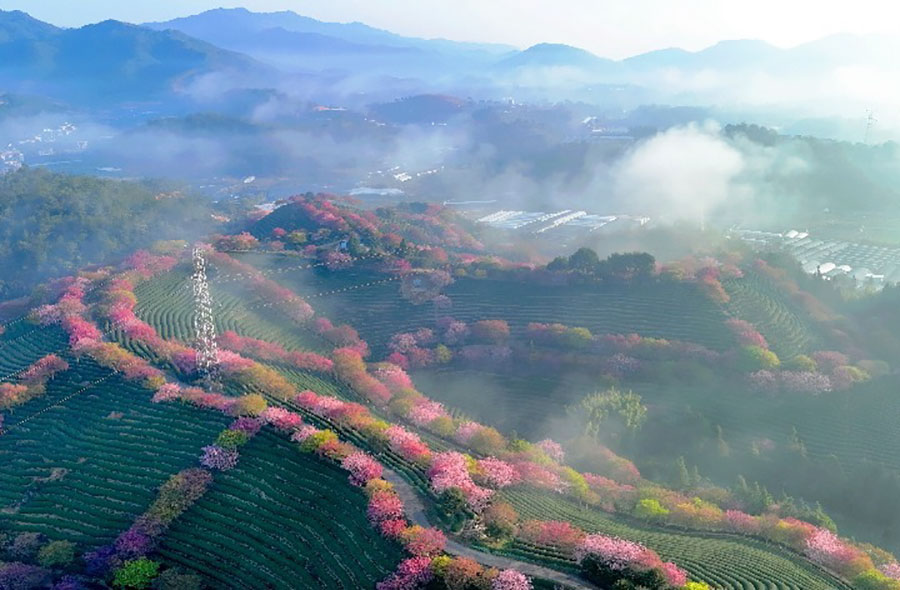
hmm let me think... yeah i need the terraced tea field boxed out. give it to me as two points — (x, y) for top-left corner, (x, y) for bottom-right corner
(0, 357), (230, 549)
(157, 429), (405, 589)
(634, 376), (900, 478)
(230, 253), (735, 355)
(723, 271), (821, 359)
(502, 489), (852, 590)
(411, 368), (594, 440)
(414, 361), (900, 486)
(0, 321), (68, 379)
(122, 252), (900, 585)
(133, 264), (329, 354)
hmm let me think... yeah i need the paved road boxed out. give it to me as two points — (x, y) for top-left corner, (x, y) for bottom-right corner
(382, 469), (599, 590)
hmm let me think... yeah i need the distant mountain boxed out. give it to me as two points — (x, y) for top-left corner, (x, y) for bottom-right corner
(145, 8), (513, 58)
(0, 9), (58, 42)
(224, 27), (418, 56)
(0, 12), (266, 104)
(788, 33), (900, 70)
(142, 8), (518, 83)
(624, 40), (781, 71)
(498, 43), (612, 69)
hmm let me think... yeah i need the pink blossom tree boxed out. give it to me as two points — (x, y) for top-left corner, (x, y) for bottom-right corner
(476, 458), (520, 489)
(199, 445), (239, 471)
(491, 570), (532, 590)
(260, 407), (303, 431)
(376, 557), (434, 590)
(401, 526), (446, 556)
(536, 439), (565, 462)
(367, 491), (405, 523)
(342, 452), (384, 486)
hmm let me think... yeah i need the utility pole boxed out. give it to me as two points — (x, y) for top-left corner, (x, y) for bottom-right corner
(192, 246), (219, 388)
(865, 109), (877, 145)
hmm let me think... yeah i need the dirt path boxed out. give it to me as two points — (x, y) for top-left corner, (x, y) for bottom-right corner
(382, 469), (599, 590)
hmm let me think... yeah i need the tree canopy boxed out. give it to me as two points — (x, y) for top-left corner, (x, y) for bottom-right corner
(0, 167), (214, 298)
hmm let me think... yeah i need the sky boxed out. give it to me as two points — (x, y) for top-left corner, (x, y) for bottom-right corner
(2, 0), (899, 59)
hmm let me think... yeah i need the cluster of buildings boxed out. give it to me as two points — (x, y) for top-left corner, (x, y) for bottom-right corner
(729, 228), (900, 288)
(17, 122), (79, 147)
(0, 145), (24, 172)
(475, 209), (650, 235)
(2, 122), (86, 172)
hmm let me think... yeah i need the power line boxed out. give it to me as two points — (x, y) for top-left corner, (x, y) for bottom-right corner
(0, 373), (116, 435)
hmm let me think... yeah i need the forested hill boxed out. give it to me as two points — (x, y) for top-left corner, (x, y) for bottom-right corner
(0, 168), (214, 298)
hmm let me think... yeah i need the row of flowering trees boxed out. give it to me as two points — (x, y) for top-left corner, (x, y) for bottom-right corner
(342, 354), (900, 586)
(0, 354), (69, 413)
(575, 533), (688, 588)
(287, 381), (683, 590)
(83, 468), (214, 584)
(38, 246), (897, 589)
(385, 318), (717, 376)
(384, 312), (873, 395)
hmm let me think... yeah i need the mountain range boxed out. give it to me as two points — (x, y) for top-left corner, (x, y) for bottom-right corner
(0, 10), (263, 104)
(1, 7), (898, 109)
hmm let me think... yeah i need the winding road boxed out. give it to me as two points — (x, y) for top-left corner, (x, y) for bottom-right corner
(382, 469), (599, 590)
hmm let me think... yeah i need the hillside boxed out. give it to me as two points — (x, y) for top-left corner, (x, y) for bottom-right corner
(499, 43), (610, 68)
(0, 12), (265, 103)
(144, 7), (515, 56)
(0, 168), (215, 300)
(3, 194), (899, 589)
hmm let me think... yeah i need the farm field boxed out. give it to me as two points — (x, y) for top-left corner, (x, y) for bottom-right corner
(0, 357), (230, 549)
(157, 429), (405, 589)
(412, 361), (900, 555)
(7, 247), (890, 588)
(413, 362), (900, 482)
(635, 377), (900, 477)
(723, 271), (822, 359)
(230, 253), (736, 355)
(0, 321), (68, 379)
(501, 488), (852, 590)
(133, 264), (329, 354)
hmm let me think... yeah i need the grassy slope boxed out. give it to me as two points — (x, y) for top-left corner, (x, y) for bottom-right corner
(230, 253), (735, 356)
(124, 253), (866, 589)
(723, 271), (823, 360)
(0, 357), (230, 549)
(157, 430), (405, 590)
(502, 488), (852, 590)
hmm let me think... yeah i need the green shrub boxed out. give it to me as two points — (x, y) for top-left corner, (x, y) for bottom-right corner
(633, 498), (670, 522)
(114, 558), (161, 589)
(738, 346), (780, 371)
(215, 429), (250, 449)
(37, 540), (75, 567)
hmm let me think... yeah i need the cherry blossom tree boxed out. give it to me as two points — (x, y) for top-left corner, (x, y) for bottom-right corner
(407, 399), (449, 426)
(260, 407), (303, 431)
(492, 570), (532, 590)
(476, 458), (520, 489)
(726, 319), (768, 348)
(367, 491), (405, 523)
(342, 452), (384, 486)
(385, 425), (432, 463)
(401, 526), (447, 556)
(199, 445), (239, 471)
(376, 557), (434, 590)
(521, 520), (585, 550)
(427, 452), (494, 510)
(536, 439), (565, 462)
(470, 320), (510, 344)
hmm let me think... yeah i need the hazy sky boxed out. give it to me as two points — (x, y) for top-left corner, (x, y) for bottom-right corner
(1, 0), (898, 58)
